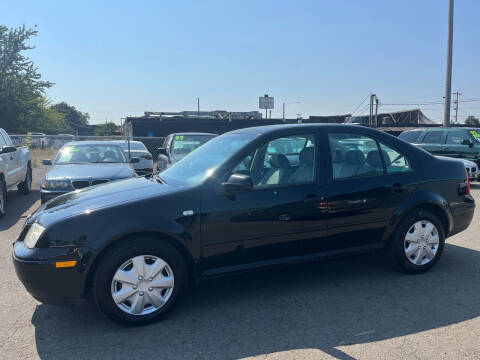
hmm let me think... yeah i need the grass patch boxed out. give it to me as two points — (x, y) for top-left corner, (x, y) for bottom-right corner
(30, 148), (57, 168)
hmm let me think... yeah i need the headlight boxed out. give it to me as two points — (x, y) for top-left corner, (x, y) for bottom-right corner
(41, 179), (71, 189)
(24, 223), (46, 249)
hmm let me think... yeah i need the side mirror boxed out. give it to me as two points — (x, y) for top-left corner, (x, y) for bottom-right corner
(461, 139), (474, 147)
(0, 145), (16, 154)
(42, 159), (52, 165)
(222, 173), (253, 193)
(130, 157), (140, 164)
(157, 147), (168, 156)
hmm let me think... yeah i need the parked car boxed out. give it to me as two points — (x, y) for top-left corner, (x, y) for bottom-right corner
(157, 132), (216, 171)
(111, 140), (153, 175)
(398, 127), (480, 171)
(436, 156), (479, 182)
(0, 128), (32, 217)
(53, 134), (75, 149)
(39, 141), (138, 203)
(13, 124), (474, 325)
(30, 132), (48, 149)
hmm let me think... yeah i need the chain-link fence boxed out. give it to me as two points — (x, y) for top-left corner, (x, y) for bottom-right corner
(10, 134), (165, 167)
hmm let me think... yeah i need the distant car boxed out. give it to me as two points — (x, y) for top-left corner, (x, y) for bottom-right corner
(111, 140), (153, 175)
(157, 133), (216, 172)
(436, 156), (479, 182)
(398, 127), (480, 169)
(0, 128), (31, 217)
(40, 141), (138, 203)
(30, 132), (48, 149)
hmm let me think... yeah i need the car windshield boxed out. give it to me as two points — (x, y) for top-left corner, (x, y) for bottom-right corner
(170, 135), (215, 157)
(55, 144), (127, 164)
(160, 133), (255, 185)
(117, 142), (147, 151)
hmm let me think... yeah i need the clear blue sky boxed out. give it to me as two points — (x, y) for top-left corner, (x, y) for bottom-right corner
(3, 0), (480, 124)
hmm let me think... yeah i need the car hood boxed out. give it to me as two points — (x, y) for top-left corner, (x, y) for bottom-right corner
(31, 177), (182, 227)
(45, 163), (135, 180)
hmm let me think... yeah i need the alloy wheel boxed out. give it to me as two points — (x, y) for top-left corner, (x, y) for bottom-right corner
(111, 255), (174, 316)
(404, 220), (439, 266)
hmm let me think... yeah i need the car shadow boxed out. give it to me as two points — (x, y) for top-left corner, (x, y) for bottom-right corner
(31, 243), (480, 359)
(0, 189), (40, 231)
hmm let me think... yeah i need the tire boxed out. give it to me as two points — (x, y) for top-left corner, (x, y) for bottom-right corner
(390, 209), (445, 274)
(0, 180), (6, 218)
(92, 237), (187, 326)
(18, 166), (32, 195)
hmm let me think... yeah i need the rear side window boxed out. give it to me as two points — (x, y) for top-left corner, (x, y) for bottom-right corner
(422, 131), (444, 144)
(328, 133), (383, 180)
(398, 131), (422, 143)
(446, 131), (471, 144)
(379, 143), (411, 174)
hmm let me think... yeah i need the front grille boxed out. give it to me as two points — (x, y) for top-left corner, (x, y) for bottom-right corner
(72, 180), (90, 189)
(92, 179), (109, 186)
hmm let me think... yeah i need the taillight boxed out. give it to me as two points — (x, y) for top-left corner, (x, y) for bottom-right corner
(142, 155), (153, 160)
(466, 169), (471, 195)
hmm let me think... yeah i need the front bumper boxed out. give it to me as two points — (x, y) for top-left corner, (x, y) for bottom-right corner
(13, 241), (91, 303)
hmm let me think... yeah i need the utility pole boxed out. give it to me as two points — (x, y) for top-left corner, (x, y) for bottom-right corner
(453, 91), (461, 123)
(374, 96), (379, 128)
(196, 98), (200, 115)
(369, 94), (376, 127)
(443, 0), (454, 127)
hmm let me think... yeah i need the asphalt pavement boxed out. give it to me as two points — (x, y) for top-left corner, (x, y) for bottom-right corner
(1, 166), (480, 359)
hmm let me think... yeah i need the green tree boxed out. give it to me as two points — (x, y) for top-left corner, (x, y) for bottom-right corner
(50, 102), (89, 127)
(465, 115), (480, 127)
(95, 122), (119, 136)
(0, 25), (54, 132)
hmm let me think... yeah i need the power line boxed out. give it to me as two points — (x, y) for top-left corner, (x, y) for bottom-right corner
(351, 93), (370, 116)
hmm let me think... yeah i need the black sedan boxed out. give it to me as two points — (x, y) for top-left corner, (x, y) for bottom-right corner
(40, 141), (138, 203)
(14, 124), (474, 325)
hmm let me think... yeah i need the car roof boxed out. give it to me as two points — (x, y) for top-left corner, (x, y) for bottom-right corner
(64, 141), (123, 146)
(108, 140), (143, 144)
(169, 132), (217, 136)
(227, 123), (381, 135)
(404, 127), (479, 133)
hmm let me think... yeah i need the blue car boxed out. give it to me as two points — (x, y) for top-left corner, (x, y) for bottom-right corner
(40, 141), (137, 203)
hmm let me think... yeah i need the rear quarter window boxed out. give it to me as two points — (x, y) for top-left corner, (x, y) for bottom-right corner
(398, 131), (422, 143)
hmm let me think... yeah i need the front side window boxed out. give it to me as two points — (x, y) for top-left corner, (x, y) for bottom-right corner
(329, 133), (383, 180)
(379, 143), (411, 174)
(231, 134), (316, 188)
(446, 131), (471, 145)
(422, 131), (444, 144)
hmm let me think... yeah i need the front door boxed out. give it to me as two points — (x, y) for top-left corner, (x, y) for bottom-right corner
(200, 132), (328, 271)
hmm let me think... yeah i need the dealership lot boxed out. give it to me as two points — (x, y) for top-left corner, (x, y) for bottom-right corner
(1, 167), (479, 359)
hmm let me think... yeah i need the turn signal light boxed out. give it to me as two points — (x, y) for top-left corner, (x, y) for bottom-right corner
(55, 260), (77, 268)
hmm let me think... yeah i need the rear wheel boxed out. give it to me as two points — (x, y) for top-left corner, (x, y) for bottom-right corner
(18, 166), (32, 195)
(390, 209), (445, 274)
(92, 237), (187, 326)
(0, 180), (6, 217)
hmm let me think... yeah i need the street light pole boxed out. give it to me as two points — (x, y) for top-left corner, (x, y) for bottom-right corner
(443, 0), (454, 127)
(196, 98), (200, 115)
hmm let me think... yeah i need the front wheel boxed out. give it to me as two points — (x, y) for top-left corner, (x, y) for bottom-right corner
(92, 237), (187, 326)
(390, 209), (445, 274)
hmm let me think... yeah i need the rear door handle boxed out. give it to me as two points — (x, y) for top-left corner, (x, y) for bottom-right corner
(303, 195), (326, 203)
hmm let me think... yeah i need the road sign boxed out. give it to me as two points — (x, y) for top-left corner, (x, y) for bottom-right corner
(259, 95), (274, 109)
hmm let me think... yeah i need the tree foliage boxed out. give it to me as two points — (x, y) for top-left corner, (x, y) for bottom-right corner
(465, 115), (480, 127)
(50, 102), (89, 127)
(95, 122), (119, 136)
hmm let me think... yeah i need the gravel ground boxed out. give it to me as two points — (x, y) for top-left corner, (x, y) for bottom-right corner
(1, 167), (479, 360)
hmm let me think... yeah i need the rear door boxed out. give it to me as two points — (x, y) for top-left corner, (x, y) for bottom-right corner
(419, 130), (446, 155)
(0, 130), (20, 186)
(323, 131), (416, 251)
